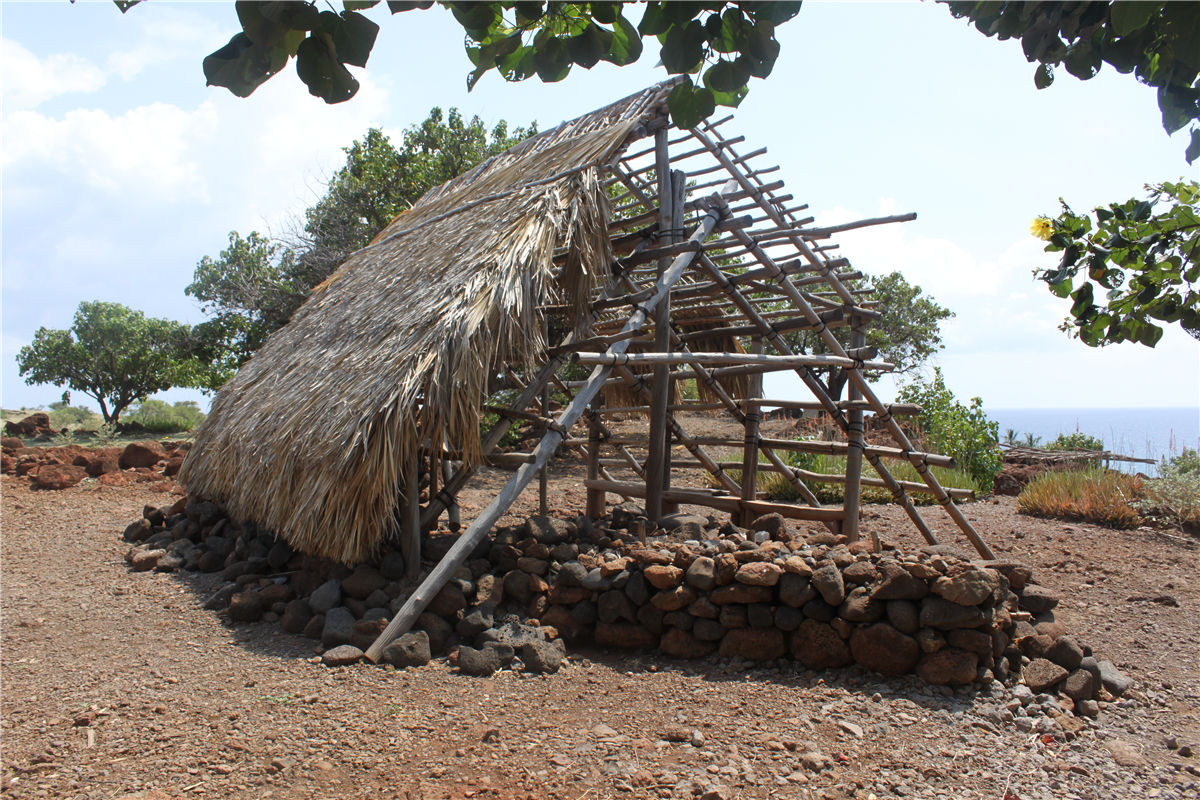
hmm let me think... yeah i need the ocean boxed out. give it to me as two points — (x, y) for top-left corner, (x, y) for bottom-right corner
(987, 407), (1200, 475)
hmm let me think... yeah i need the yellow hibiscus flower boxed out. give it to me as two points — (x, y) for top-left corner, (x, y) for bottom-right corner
(1030, 217), (1054, 241)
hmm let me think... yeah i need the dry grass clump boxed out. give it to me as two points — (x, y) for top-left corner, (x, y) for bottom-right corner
(1017, 468), (1144, 528)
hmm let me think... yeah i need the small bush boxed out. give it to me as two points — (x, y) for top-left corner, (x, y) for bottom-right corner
(896, 368), (1001, 492)
(47, 403), (100, 430)
(1017, 468), (1143, 528)
(1046, 432), (1104, 451)
(128, 399), (206, 433)
(737, 449), (980, 506)
(1137, 448), (1200, 531)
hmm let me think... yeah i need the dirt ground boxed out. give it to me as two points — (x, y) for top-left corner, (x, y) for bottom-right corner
(3, 424), (1199, 800)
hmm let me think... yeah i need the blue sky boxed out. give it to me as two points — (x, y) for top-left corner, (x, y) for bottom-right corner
(2, 1), (1197, 415)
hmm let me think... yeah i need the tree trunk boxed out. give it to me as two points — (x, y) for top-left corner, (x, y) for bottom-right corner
(96, 396), (114, 424)
(826, 369), (849, 402)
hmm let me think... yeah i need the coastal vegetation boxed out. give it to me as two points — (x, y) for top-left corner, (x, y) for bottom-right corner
(1016, 448), (1200, 533)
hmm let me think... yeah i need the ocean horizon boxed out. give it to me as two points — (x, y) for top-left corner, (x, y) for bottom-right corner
(987, 406), (1199, 474)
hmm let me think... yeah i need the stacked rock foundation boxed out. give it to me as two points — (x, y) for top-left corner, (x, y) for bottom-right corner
(122, 498), (1131, 715)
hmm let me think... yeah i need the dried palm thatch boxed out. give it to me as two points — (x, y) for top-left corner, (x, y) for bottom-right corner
(180, 83), (676, 564)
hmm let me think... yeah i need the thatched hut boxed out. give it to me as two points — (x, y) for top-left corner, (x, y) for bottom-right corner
(182, 79), (994, 658)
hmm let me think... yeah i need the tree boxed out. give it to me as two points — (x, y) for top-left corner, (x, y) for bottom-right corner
(107, 1), (1198, 346)
(782, 271), (954, 400)
(185, 108), (534, 388)
(1032, 179), (1200, 346)
(944, 2), (1200, 163)
(896, 367), (1002, 492)
(16, 301), (193, 424)
(110, 2), (1198, 158)
(291, 109), (534, 282)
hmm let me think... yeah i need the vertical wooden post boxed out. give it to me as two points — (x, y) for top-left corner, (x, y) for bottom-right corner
(538, 382), (550, 516)
(843, 321), (866, 544)
(442, 458), (460, 532)
(645, 128), (673, 522)
(662, 169), (686, 516)
(586, 398), (605, 520)
(403, 445), (421, 580)
(740, 336), (763, 527)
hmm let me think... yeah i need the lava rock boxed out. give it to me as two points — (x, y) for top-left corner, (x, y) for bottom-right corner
(417, 613), (453, 654)
(886, 599), (920, 634)
(382, 631), (432, 668)
(1097, 660), (1133, 697)
(594, 622), (658, 650)
(810, 564), (845, 606)
(735, 562), (783, 587)
(661, 628), (717, 658)
(718, 627), (786, 661)
(119, 441), (166, 470)
(790, 620), (852, 670)
(321, 607), (357, 649)
(280, 599), (314, 634)
(379, 550), (407, 581)
(778, 573), (816, 608)
(321, 645), (363, 667)
(644, 564), (684, 590)
(342, 565), (387, 600)
(919, 597), (986, 630)
(228, 590), (265, 622)
(710, 584), (773, 605)
(933, 568), (1000, 606)
(849, 623), (919, 675)
(1063, 668), (1096, 701)
(838, 587), (885, 623)
(457, 645), (503, 676)
(650, 586), (696, 612)
(1045, 636), (1084, 670)
(1019, 584), (1059, 614)
(1024, 658), (1069, 694)
(872, 560), (929, 600)
(519, 639), (566, 673)
(916, 648), (978, 685)
(308, 579), (343, 615)
(33, 464), (87, 490)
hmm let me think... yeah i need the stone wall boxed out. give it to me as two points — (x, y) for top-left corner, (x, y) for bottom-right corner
(122, 499), (1131, 716)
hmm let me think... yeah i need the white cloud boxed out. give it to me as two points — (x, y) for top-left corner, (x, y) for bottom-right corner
(0, 38), (106, 110)
(3, 102), (217, 200)
(104, 11), (223, 81)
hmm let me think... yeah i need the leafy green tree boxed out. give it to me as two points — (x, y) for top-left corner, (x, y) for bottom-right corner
(185, 109), (534, 388)
(1033, 179), (1200, 346)
(292, 110), (534, 283)
(784, 271), (954, 400)
(896, 367), (1002, 492)
(16, 301), (193, 424)
(110, 2), (1197, 156)
(944, 1), (1200, 163)
(1046, 432), (1105, 451)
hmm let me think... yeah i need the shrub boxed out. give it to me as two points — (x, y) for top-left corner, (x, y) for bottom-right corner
(47, 402), (100, 430)
(1046, 432), (1104, 451)
(896, 368), (1002, 492)
(1137, 448), (1200, 531)
(1017, 468), (1143, 528)
(128, 399), (206, 433)
(745, 449), (981, 506)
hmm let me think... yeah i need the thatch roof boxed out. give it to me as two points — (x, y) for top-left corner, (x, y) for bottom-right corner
(180, 83), (677, 563)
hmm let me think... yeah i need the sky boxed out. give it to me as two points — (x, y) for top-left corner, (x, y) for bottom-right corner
(2, 1), (1198, 417)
